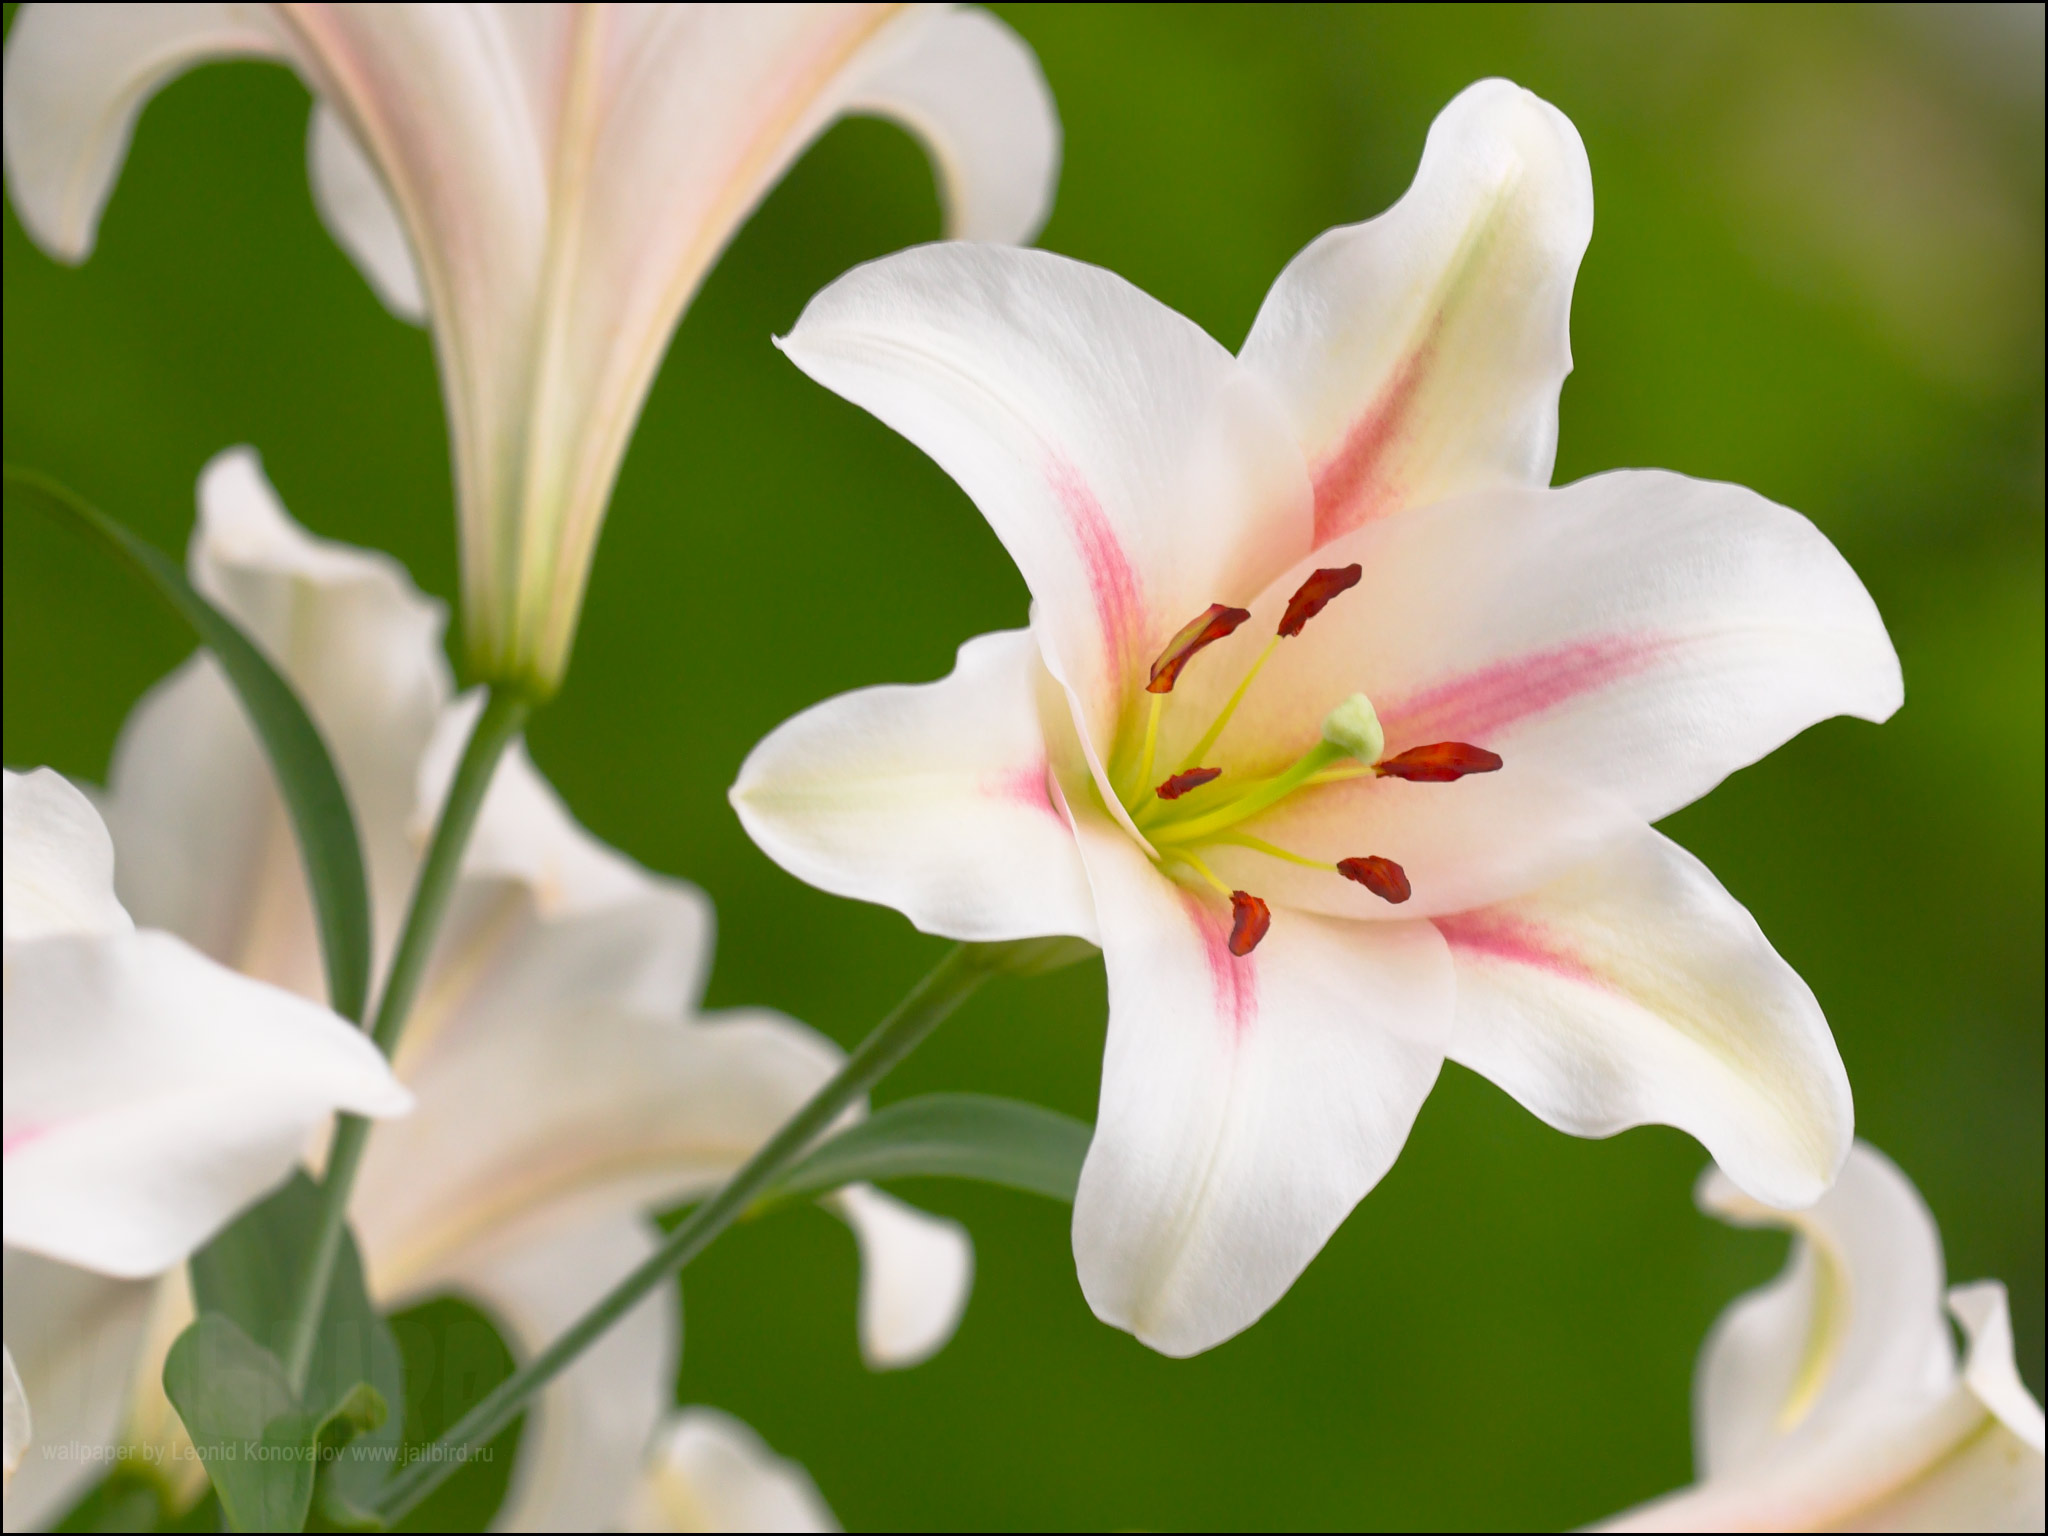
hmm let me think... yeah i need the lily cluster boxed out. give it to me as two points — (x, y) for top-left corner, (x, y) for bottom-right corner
(1, 4), (2037, 1534)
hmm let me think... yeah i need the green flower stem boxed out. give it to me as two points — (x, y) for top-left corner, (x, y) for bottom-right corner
(281, 686), (531, 1396)
(369, 937), (1050, 1525)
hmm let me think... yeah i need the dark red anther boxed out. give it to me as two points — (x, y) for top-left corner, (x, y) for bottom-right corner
(1374, 742), (1504, 782)
(1147, 603), (1251, 693)
(1228, 891), (1272, 956)
(1338, 855), (1411, 904)
(1156, 766), (1223, 801)
(1277, 563), (1362, 638)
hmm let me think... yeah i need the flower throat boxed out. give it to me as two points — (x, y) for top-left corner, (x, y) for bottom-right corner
(1111, 563), (1501, 957)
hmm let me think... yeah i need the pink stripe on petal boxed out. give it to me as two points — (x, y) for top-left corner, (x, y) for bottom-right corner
(982, 759), (1062, 821)
(1185, 891), (1257, 1037)
(3, 1122), (52, 1157)
(1309, 322), (1440, 547)
(1379, 634), (1666, 747)
(1049, 460), (1144, 679)
(1435, 911), (1597, 986)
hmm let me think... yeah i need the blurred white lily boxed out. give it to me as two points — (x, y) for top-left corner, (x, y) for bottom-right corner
(1596, 1142), (2045, 1532)
(2, 1347), (27, 1493)
(1, 449), (971, 1532)
(2, 2), (1058, 695)
(732, 78), (1903, 1357)
(4, 768), (408, 1280)
(626, 1408), (838, 1533)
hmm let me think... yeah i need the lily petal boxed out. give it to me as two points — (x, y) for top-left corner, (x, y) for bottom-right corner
(1598, 1144), (2046, 1532)
(1694, 1144), (1954, 1479)
(1435, 829), (1851, 1210)
(306, 101), (426, 321)
(355, 1005), (839, 1299)
(1951, 1282), (2048, 1457)
(1, 1344), (24, 1492)
(428, 1211), (674, 1535)
(4, 927), (411, 1277)
(1175, 469), (1901, 917)
(826, 1184), (973, 1370)
(731, 629), (1098, 944)
(4, 769), (132, 940)
(1241, 78), (1593, 544)
(778, 241), (1314, 765)
(1868, 1283), (2047, 1531)
(0, 1252), (151, 1531)
(839, 3), (1060, 242)
(1067, 804), (1452, 1356)
(103, 449), (451, 991)
(625, 1407), (839, 1534)
(0, 2), (293, 260)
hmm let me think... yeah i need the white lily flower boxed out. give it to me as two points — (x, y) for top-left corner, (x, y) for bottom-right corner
(4, 767), (409, 1280)
(1596, 1142), (2045, 1532)
(731, 78), (1904, 1357)
(1, 448), (972, 1532)
(2, 2), (1059, 694)
(625, 1408), (838, 1533)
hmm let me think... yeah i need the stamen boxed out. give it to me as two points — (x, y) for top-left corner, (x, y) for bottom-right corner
(1375, 742), (1503, 782)
(1147, 603), (1251, 694)
(1214, 832), (1329, 870)
(1277, 563), (1362, 637)
(1130, 693), (1165, 801)
(1156, 766), (1222, 801)
(1338, 855), (1411, 903)
(1178, 636), (1278, 770)
(1228, 891), (1272, 956)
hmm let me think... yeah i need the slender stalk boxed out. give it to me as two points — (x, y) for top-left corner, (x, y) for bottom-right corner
(369, 938), (1042, 1524)
(281, 687), (531, 1395)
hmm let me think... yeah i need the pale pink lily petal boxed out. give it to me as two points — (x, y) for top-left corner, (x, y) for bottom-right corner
(4, 925), (411, 1278)
(1067, 803), (1452, 1357)
(1176, 468), (1902, 919)
(1240, 77), (1593, 545)
(2, 1344), (26, 1492)
(0, 3), (294, 259)
(731, 629), (1098, 944)
(306, 102), (425, 320)
(625, 1407), (839, 1534)
(4, 769), (410, 1279)
(102, 448), (452, 993)
(1595, 1143), (2046, 1532)
(3, 3), (1061, 692)
(777, 240), (1315, 776)
(1435, 829), (1851, 1211)
(0, 1251), (151, 1531)
(826, 1184), (974, 1370)
(421, 1211), (673, 1535)
(3, 766), (131, 940)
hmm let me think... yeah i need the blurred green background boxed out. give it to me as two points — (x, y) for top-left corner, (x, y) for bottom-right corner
(5, 3), (2041, 1530)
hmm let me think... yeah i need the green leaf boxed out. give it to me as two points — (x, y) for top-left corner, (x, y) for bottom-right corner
(189, 1173), (406, 1525)
(162, 1314), (318, 1533)
(3, 464), (373, 1022)
(770, 1093), (1094, 1205)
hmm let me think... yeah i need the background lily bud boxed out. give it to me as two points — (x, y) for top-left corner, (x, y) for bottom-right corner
(1320, 693), (1386, 765)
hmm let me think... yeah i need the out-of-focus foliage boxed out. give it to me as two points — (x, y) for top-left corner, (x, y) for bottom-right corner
(5, 5), (2039, 1530)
